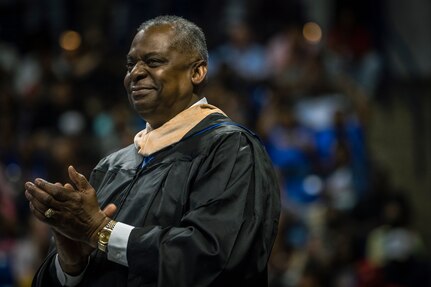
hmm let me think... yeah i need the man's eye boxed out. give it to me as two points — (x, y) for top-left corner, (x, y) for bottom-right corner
(126, 62), (135, 72)
(146, 58), (164, 67)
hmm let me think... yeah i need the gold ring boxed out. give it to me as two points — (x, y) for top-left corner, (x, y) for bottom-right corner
(44, 208), (55, 218)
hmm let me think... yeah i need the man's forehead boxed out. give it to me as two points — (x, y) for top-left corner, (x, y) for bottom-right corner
(130, 25), (175, 51)
(142, 23), (175, 34)
(138, 24), (175, 42)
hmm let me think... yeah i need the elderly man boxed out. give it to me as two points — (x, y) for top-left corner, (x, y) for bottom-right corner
(25, 15), (280, 286)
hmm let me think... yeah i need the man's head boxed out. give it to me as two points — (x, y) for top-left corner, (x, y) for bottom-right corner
(124, 16), (208, 128)
(138, 15), (208, 64)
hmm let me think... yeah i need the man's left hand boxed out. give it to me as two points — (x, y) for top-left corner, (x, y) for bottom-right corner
(25, 165), (109, 248)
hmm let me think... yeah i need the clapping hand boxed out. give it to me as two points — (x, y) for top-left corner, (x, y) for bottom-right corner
(25, 166), (116, 274)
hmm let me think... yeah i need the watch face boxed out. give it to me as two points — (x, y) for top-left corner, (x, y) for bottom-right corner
(99, 229), (110, 244)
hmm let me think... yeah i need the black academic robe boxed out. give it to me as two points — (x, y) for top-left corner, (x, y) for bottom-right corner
(32, 113), (281, 287)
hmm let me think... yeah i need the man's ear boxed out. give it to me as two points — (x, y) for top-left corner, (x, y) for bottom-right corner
(191, 60), (208, 85)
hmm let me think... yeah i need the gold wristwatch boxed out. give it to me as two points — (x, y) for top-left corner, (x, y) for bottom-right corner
(98, 220), (117, 253)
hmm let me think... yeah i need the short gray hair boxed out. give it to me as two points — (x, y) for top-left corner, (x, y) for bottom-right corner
(138, 15), (208, 62)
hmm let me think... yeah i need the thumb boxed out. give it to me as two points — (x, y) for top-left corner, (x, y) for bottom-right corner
(68, 165), (90, 191)
(102, 203), (117, 218)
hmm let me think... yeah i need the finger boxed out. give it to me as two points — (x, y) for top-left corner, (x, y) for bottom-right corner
(57, 182), (76, 192)
(64, 183), (75, 190)
(29, 201), (51, 222)
(102, 203), (117, 218)
(25, 187), (58, 223)
(33, 179), (72, 202)
(25, 182), (64, 206)
(68, 166), (91, 192)
(25, 189), (46, 213)
(27, 193), (50, 216)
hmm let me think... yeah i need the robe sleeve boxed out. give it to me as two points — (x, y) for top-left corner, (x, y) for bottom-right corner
(31, 248), (63, 287)
(126, 132), (280, 286)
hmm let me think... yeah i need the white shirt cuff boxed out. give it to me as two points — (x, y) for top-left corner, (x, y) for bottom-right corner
(55, 254), (89, 286)
(107, 222), (134, 266)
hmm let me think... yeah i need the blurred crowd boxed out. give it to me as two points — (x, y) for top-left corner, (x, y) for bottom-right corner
(1, 0), (430, 286)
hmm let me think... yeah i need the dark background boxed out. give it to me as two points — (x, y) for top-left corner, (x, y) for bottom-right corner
(1, 0), (430, 286)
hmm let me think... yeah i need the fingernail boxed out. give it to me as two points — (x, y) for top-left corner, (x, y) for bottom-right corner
(35, 178), (44, 185)
(25, 182), (32, 189)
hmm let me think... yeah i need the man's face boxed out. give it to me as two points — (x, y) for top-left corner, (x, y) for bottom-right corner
(124, 24), (198, 128)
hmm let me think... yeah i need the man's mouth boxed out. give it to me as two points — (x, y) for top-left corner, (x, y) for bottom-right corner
(130, 86), (155, 98)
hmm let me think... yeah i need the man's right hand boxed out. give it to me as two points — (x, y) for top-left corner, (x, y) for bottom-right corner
(53, 182), (117, 275)
(54, 229), (94, 275)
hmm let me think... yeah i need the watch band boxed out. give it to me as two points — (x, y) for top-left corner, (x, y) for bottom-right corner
(98, 219), (117, 253)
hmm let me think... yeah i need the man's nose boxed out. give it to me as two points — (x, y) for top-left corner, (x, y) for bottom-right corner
(130, 61), (148, 81)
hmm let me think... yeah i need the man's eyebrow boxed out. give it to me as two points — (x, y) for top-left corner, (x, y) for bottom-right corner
(144, 52), (165, 58)
(126, 52), (164, 62)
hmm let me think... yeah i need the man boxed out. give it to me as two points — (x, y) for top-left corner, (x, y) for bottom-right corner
(25, 15), (280, 286)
